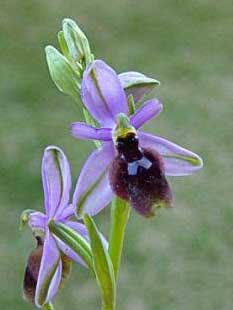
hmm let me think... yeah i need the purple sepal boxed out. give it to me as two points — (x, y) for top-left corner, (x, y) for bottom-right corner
(81, 60), (128, 126)
(35, 232), (61, 307)
(119, 71), (160, 103)
(42, 146), (71, 218)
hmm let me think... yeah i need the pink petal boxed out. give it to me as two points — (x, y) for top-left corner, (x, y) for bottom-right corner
(28, 212), (46, 232)
(70, 122), (112, 141)
(130, 99), (163, 129)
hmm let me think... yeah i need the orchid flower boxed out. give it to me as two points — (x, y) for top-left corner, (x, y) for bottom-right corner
(70, 60), (203, 217)
(23, 146), (90, 308)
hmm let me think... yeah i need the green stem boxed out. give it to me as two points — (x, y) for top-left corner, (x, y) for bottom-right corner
(43, 302), (54, 310)
(102, 304), (114, 310)
(108, 197), (130, 279)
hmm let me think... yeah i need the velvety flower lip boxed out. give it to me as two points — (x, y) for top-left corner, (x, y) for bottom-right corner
(71, 60), (203, 217)
(24, 146), (91, 308)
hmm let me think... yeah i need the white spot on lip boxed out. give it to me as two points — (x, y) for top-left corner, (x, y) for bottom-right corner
(127, 157), (152, 175)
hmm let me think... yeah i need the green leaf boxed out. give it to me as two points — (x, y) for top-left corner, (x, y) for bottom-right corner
(45, 45), (81, 97)
(84, 214), (116, 310)
(48, 220), (94, 272)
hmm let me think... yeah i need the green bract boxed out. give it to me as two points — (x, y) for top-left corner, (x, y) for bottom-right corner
(48, 220), (94, 272)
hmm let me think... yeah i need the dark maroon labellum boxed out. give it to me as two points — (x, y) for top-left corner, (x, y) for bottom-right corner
(109, 133), (172, 217)
(23, 236), (43, 304)
(23, 236), (72, 305)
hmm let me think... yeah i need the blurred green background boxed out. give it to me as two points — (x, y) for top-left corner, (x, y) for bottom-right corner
(1, 0), (233, 309)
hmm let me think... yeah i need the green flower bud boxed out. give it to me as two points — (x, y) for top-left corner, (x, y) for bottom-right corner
(45, 45), (81, 97)
(58, 31), (83, 72)
(57, 31), (70, 60)
(62, 18), (92, 66)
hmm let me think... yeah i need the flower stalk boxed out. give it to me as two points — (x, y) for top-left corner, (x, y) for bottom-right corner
(109, 197), (130, 279)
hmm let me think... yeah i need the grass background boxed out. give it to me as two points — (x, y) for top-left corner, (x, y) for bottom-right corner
(1, 0), (233, 309)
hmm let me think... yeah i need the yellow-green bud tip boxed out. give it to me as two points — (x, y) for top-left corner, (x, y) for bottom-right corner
(19, 209), (34, 231)
(113, 113), (136, 143)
